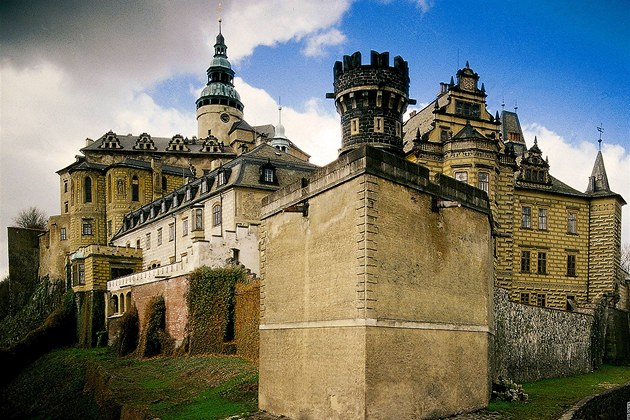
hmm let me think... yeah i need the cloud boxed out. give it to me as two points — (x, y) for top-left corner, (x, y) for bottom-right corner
(302, 28), (347, 57)
(235, 78), (340, 165)
(0, 1), (353, 277)
(415, 0), (434, 14)
(523, 123), (630, 245)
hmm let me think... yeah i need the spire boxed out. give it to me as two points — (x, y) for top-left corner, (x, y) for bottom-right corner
(586, 123), (611, 193)
(214, 19), (227, 58)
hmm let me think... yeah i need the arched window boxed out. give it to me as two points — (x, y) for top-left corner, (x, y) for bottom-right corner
(120, 293), (125, 313)
(126, 292), (132, 310)
(162, 175), (167, 192)
(84, 176), (92, 203)
(213, 204), (222, 226)
(111, 295), (119, 314)
(107, 174), (112, 203)
(131, 176), (139, 202)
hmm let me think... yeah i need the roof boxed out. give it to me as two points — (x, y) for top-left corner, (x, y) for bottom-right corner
(112, 143), (317, 240)
(516, 174), (588, 198)
(501, 111), (526, 144)
(81, 131), (237, 156)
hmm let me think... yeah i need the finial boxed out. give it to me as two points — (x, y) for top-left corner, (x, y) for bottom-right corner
(596, 123), (604, 151)
(415, 128), (421, 143)
(514, 100), (518, 112)
(278, 97), (282, 124)
(449, 76), (454, 86)
(495, 111), (500, 122)
(465, 60), (470, 68)
(218, 18), (222, 34)
(501, 97), (505, 110)
(480, 82), (485, 93)
(533, 136), (538, 146)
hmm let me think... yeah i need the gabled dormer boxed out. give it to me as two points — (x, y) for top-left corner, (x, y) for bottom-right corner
(517, 137), (551, 185)
(99, 130), (123, 149)
(166, 134), (190, 152)
(133, 133), (156, 151)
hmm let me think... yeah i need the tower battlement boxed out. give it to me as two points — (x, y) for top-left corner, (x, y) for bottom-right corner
(329, 51), (415, 156)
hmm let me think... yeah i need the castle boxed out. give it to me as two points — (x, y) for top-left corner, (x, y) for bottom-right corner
(22, 23), (626, 418)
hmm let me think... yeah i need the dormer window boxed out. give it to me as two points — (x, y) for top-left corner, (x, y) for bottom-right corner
(100, 131), (122, 149)
(133, 133), (156, 150)
(167, 134), (190, 152)
(217, 170), (227, 186)
(259, 160), (278, 185)
(455, 100), (480, 117)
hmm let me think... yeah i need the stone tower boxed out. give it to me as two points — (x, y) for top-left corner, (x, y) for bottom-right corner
(329, 51), (415, 156)
(196, 21), (244, 143)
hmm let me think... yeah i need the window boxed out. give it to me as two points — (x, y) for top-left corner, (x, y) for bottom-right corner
(520, 250), (531, 272)
(455, 100), (480, 117)
(107, 220), (112, 237)
(84, 176), (92, 203)
(162, 176), (167, 191)
(60, 228), (67, 241)
(520, 293), (530, 304)
(350, 118), (359, 135)
(567, 254), (577, 277)
(157, 228), (163, 245)
(169, 223), (175, 241)
(213, 204), (222, 226)
(477, 172), (489, 193)
(374, 117), (384, 133)
(521, 206), (531, 228)
(74, 263), (85, 286)
(536, 294), (546, 307)
(395, 121), (401, 137)
(132, 176), (139, 202)
(440, 129), (448, 142)
(82, 219), (93, 236)
(537, 252), (547, 274)
(217, 171), (226, 186)
(264, 168), (274, 183)
(182, 218), (188, 236)
(64, 201), (69, 213)
(145, 233), (151, 249)
(107, 174), (112, 203)
(136, 239), (140, 249)
(567, 211), (577, 234)
(193, 208), (203, 230)
(454, 171), (468, 184)
(538, 208), (548, 230)
(567, 295), (576, 311)
(111, 295), (119, 313)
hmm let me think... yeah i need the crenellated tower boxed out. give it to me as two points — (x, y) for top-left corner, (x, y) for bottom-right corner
(328, 51), (415, 156)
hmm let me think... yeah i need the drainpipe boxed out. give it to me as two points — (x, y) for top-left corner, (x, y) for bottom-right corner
(172, 214), (177, 263)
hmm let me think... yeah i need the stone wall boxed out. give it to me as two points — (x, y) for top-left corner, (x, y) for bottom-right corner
(561, 381), (630, 420)
(493, 287), (594, 383)
(603, 308), (630, 365)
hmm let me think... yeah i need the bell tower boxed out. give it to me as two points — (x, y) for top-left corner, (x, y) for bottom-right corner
(195, 20), (244, 144)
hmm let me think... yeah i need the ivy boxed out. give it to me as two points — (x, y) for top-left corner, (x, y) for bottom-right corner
(138, 296), (173, 357)
(186, 266), (245, 355)
(113, 305), (139, 356)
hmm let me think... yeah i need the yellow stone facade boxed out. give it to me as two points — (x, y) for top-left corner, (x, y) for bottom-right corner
(404, 63), (626, 311)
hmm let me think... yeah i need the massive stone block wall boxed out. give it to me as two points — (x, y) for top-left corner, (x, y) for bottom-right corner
(493, 287), (594, 383)
(259, 146), (493, 419)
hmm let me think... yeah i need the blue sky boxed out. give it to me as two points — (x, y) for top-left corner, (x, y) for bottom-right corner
(1, 0), (629, 276)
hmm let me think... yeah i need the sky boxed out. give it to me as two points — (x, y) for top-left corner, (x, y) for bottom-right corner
(0, 0), (629, 278)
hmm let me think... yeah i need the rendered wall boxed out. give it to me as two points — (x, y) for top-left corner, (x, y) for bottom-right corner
(259, 146), (492, 419)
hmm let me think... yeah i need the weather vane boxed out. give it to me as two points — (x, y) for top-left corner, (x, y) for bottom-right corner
(596, 123), (604, 151)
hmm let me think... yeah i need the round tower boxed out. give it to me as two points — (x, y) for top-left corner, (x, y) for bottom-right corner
(196, 21), (244, 143)
(330, 50), (413, 156)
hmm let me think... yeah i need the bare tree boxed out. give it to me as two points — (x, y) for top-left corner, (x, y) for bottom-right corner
(13, 206), (48, 230)
(622, 242), (630, 275)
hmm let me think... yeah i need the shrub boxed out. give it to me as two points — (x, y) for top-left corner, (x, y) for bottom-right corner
(186, 267), (245, 355)
(113, 305), (139, 356)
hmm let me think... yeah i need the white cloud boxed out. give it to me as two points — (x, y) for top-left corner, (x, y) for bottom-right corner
(302, 28), (347, 57)
(415, 0), (434, 14)
(0, 1), (353, 277)
(235, 78), (340, 165)
(523, 123), (630, 245)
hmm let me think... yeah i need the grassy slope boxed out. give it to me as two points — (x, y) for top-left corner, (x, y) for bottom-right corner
(2, 347), (630, 419)
(0, 347), (258, 420)
(487, 365), (630, 419)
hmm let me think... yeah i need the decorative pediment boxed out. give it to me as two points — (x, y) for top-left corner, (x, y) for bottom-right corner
(517, 137), (551, 185)
(133, 133), (156, 150)
(99, 130), (123, 149)
(166, 134), (190, 152)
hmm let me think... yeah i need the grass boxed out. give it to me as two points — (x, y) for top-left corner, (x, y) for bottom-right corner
(2, 347), (629, 419)
(0, 347), (258, 420)
(486, 365), (630, 419)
